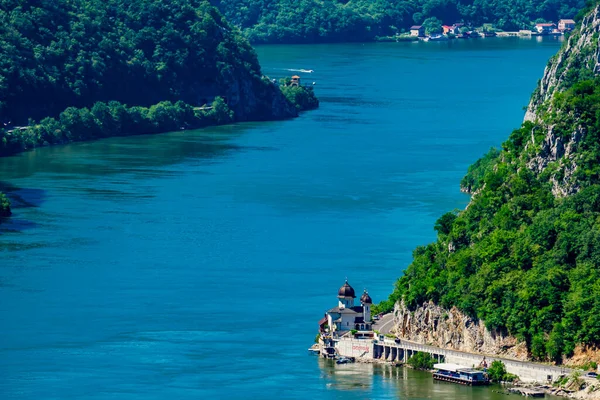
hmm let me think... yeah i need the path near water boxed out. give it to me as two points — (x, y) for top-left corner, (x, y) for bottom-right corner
(0, 38), (563, 399)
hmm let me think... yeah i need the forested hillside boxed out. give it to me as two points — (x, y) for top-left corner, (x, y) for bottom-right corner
(378, 2), (600, 364)
(0, 0), (300, 124)
(211, 0), (585, 43)
(0, 0), (318, 219)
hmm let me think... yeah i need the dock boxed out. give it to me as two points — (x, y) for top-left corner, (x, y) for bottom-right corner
(508, 387), (545, 397)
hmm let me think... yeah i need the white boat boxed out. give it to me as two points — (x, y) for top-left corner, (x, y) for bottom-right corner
(427, 34), (448, 41)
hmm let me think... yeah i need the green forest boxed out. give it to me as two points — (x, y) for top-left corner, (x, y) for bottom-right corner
(376, 7), (600, 363)
(211, 0), (585, 43)
(0, 0), (313, 125)
(0, 0), (318, 217)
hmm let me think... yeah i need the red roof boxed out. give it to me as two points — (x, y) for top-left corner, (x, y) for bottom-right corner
(291, 75), (300, 79)
(560, 19), (576, 24)
(318, 317), (327, 326)
(536, 23), (556, 26)
(410, 25), (422, 29)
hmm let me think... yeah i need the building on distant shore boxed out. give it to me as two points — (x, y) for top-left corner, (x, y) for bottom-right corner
(321, 280), (373, 332)
(410, 25), (425, 37)
(535, 23), (557, 34)
(558, 19), (576, 32)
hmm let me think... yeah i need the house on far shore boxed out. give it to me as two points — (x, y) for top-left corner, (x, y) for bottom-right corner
(410, 25), (425, 37)
(558, 19), (576, 32)
(535, 22), (556, 34)
(442, 25), (453, 34)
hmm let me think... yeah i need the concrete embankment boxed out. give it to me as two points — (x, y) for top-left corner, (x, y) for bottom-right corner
(329, 336), (571, 383)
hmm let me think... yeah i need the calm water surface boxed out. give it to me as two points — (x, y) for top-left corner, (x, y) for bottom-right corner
(1, 39), (563, 399)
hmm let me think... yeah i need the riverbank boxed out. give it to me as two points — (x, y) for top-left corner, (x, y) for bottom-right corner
(376, 31), (565, 42)
(0, 84), (318, 159)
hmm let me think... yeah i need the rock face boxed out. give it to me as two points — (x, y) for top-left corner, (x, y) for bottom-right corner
(520, 6), (600, 197)
(392, 301), (529, 360)
(525, 7), (600, 123)
(224, 75), (299, 122)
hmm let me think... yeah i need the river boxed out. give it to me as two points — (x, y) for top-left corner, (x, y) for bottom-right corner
(0, 38), (563, 399)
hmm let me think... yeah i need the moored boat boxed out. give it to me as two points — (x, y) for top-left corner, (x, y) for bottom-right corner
(433, 363), (489, 386)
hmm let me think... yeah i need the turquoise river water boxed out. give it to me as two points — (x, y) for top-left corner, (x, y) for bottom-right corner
(1, 38), (564, 399)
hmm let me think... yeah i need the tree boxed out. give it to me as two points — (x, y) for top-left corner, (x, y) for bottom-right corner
(422, 17), (443, 35)
(487, 360), (507, 382)
(546, 323), (565, 363)
(407, 352), (435, 370)
(434, 211), (458, 236)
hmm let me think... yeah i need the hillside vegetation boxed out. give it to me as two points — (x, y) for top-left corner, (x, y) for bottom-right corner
(211, 0), (585, 43)
(377, 3), (600, 364)
(0, 0), (318, 218)
(0, 0), (309, 125)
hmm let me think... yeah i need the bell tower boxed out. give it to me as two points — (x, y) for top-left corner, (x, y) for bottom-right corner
(337, 280), (356, 309)
(360, 289), (373, 322)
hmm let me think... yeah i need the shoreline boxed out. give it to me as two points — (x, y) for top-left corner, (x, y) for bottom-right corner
(331, 353), (598, 399)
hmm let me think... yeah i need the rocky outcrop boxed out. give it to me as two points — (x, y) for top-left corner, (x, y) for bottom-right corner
(526, 125), (584, 197)
(391, 301), (600, 368)
(224, 75), (299, 122)
(391, 301), (529, 360)
(525, 6), (600, 122)
(520, 7), (600, 197)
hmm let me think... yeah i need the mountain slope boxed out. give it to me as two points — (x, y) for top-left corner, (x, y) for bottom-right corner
(379, 3), (600, 365)
(0, 0), (297, 124)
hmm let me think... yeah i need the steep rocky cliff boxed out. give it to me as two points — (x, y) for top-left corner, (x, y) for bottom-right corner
(525, 8), (600, 122)
(391, 301), (529, 360)
(523, 6), (600, 197)
(381, 4), (600, 367)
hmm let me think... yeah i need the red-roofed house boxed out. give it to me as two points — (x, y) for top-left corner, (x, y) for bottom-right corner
(558, 19), (576, 32)
(535, 23), (556, 34)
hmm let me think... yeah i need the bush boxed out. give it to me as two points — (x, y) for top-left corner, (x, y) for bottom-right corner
(487, 360), (507, 382)
(280, 84), (319, 111)
(407, 352), (435, 370)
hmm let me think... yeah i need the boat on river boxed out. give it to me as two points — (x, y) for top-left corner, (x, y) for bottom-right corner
(433, 363), (490, 386)
(426, 34), (449, 41)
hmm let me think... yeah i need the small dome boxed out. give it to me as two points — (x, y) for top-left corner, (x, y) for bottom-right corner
(337, 280), (356, 298)
(360, 290), (372, 304)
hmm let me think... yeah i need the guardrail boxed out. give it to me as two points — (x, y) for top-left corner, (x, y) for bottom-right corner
(373, 338), (572, 376)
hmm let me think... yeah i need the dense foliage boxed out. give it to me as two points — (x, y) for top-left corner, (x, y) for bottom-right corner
(487, 360), (507, 382)
(0, 99), (234, 156)
(378, 13), (600, 363)
(0, 192), (10, 217)
(0, 0), (295, 124)
(279, 79), (319, 111)
(211, 0), (585, 43)
(407, 351), (435, 369)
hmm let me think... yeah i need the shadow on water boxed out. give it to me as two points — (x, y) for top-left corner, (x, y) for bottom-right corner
(0, 122), (283, 234)
(0, 182), (45, 234)
(0, 123), (280, 181)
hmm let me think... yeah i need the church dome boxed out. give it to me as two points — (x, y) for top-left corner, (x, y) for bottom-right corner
(360, 290), (372, 304)
(337, 281), (356, 298)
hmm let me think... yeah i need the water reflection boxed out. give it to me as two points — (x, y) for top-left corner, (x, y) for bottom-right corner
(317, 359), (564, 400)
(318, 358), (376, 392)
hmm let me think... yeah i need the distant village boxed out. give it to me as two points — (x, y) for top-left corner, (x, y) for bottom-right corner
(387, 19), (576, 42)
